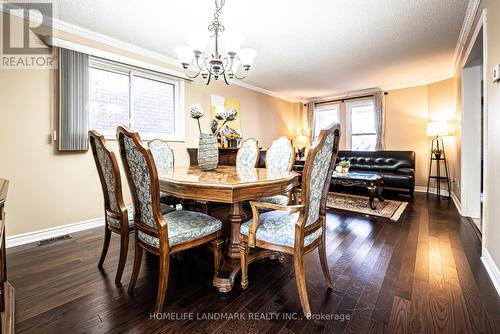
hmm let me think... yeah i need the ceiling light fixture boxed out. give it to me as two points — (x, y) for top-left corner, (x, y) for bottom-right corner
(174, 0), (258, 85)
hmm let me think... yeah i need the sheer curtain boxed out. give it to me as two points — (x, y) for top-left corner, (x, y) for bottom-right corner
(373, 91), (385, 150)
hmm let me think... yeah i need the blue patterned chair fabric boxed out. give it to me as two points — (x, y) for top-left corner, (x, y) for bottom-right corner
(240, 210), (321, 248)
(123, 136), (160, 229)
(304, 132), (335, 227)
(242, 131), (336, 247)
(255, 137), (294, 208)
(138, 210), (222, 248)
(149, 139), (174, 171)
(236, 138), (259, 168)
(107, 204), (175, 229)
(94, 139), (120, 214)
(148, 139), (181, 206)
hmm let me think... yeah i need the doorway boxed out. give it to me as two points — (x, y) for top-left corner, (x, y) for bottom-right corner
(461, 23), (486, 233)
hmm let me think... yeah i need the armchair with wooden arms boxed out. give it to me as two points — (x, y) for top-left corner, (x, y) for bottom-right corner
(239, 123), (341, 318)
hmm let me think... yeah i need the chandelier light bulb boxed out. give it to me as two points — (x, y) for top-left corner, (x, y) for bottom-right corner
(238, 48), (258, 67)
(174, 45), (194, 67)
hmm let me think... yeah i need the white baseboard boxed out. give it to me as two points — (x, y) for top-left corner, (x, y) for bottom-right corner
(414, 186), (450, 197)
(450, 191), (462, 215)
(481, 247), (500, 296)
(6, 217), (105, 248)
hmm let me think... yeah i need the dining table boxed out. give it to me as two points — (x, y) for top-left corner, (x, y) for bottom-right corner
(158, 165), (299, 292)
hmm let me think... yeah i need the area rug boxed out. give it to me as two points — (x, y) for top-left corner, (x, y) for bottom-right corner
(326, 193), (408, 221)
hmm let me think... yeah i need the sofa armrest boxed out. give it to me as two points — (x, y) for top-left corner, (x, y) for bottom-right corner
(396, 168), (415, 177)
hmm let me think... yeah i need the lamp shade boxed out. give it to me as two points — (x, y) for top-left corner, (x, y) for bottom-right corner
(294, 135), (310, 147)
(174, 45), (194, 65)
(426, 122), (449, 137)
(238, 48), (258, 67)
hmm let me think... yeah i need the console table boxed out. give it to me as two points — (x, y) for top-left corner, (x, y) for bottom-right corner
(187, 147), (239, 166)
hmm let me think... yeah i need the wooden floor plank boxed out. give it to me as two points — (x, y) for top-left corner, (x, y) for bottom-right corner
(6, 194), (500, 333)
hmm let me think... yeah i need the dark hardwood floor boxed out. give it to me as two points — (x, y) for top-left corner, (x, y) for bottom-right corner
(7, 193), (500, 333)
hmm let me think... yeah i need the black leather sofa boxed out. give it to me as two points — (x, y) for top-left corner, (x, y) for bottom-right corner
(335, 150), (416, 196)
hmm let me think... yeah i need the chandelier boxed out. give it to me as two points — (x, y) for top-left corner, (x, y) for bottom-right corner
(174, 0), (258, 85)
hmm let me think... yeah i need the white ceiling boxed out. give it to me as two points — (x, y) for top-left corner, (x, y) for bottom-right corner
(50, 0), (469, 100)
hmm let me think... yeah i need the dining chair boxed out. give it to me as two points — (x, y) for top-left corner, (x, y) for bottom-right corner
(89, 131), (175, 285)
(254, 137), (294, 207)
(236, 138), (259, 168)
(117, 126), (223, 313)
(148, 139), (182, 208)
(239, 123), (341, 318)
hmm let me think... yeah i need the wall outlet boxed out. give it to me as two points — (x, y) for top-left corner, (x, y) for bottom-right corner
(494, 64), (500, 83)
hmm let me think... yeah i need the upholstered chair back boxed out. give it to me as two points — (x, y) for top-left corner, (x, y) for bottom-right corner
(117, 127), (163, 234)
(236, 138), (259, 168)
(149, 139), (174, 172)
(300, 124), (341, 227)
(265, 137), (294, 172)
(89, 130), (126, 227)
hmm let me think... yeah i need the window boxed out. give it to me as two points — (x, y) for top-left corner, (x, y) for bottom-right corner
(89, 58), (184, 140)
(348, 101), (376, 151)
(313, 104), (339, 141)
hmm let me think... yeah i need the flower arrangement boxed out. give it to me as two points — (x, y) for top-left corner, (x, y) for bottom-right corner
(211, 108), (238, 135)
(226, 133), (241, 141)
(189, 104), (204, 133)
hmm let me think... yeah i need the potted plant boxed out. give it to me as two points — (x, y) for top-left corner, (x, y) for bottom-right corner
(190, 104), (218, 171)
(336, 161), (351, 174)
(432, 148), (444, 159)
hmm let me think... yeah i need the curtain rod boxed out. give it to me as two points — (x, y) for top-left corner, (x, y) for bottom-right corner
(313, 92), (388, 106)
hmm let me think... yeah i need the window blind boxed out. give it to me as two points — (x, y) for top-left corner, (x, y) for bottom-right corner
(59, 48), (89, 151)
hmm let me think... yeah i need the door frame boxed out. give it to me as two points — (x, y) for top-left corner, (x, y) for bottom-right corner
(460, 10), (488, 226)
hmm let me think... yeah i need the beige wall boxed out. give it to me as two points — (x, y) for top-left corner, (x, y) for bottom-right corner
(0, 14), (295, 236)
(385, 85), (429, 187)
(384, 78), (455, 188)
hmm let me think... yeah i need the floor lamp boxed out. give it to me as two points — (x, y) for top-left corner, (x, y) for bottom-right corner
(426, 122), (451, 200)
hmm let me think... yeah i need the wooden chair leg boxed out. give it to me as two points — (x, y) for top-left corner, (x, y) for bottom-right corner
(115, 232), (129, 285)
(212, 239), (223, 276)
(293, 252), (312, 319)
(154, 253), (170, 314)
(239, 239), (249, 289)
(318, 232), (333, 289)
(127, 241), (143, 295)
(97, 226), (111, 270)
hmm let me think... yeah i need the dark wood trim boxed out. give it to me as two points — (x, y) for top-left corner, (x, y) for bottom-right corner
(116, 126), (222, 313)
(89, 130), (132, 285)
(239, 123), (341, 318)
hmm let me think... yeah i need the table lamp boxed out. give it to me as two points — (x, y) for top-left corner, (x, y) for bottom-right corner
(294, 135), (310, 160)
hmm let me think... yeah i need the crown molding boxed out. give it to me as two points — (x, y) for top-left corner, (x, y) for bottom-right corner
(232, 79), (301, 103)
(450, 0), (481, 76)
(0, 3), (298, 103)
(381, 74), (453, 91)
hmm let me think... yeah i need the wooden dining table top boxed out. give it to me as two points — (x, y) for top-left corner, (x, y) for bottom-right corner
(158, 165), (299, 203)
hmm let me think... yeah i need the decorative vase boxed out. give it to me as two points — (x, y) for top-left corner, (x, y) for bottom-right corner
(198, 133), (219, 171)
(341, 167), (350, 174)
(335, 166), (343, 173)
